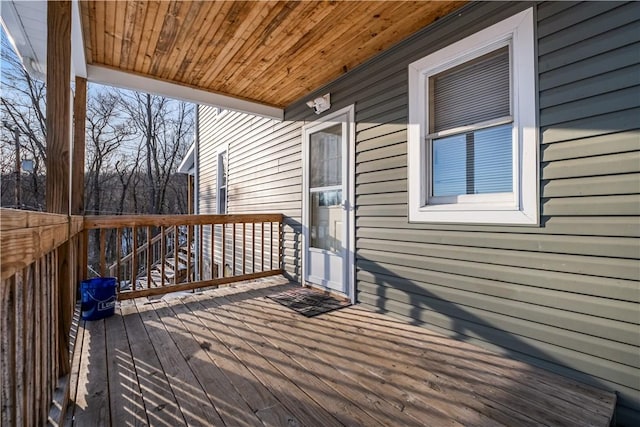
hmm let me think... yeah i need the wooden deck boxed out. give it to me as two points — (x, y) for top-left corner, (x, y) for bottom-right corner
(65, 276), (616, 427)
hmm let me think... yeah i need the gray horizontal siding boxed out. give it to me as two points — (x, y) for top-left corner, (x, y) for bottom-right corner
(285, 1), (639, 424)
(356, 215), (640, 238)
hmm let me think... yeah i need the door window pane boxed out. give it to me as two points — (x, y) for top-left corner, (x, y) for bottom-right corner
(309, 124), (342, 188)
(310, 190), (342, 252)
(432, 124), (512, 196)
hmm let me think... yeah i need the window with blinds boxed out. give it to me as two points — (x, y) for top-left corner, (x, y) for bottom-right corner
(406, 8), (537, 224)
(428, 46), (513, 198)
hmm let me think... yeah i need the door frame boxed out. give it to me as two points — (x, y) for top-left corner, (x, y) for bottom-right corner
(301, 104), (355, 303)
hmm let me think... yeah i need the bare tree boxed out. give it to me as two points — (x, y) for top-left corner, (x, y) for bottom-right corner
(2, 30), (193, 218)
(114, 147), (143, 214)
(120, 92), (193, 214)
(85, 90), (132, 214)
(1, 32), (47, 209)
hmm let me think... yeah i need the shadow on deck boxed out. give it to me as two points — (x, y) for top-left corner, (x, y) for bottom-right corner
(65, 276), (615, 426)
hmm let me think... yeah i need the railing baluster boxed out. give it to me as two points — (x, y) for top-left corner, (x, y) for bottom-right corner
(242, 223), (246, 275)
(132, 227), (138, 291)
(15, 269), (25, 427)
(199, 224), (204, 281)
(278, 219), (282, 270)
(38, 256), (47, 422)
(160, 226), (166, 287)
(270, 222), (273, 271)
(99, 229), (106, 277)
(146, 226), (152, 288)
(25, 265), (35, 427)
(211, 224), (215, 278)
(116, 228), (122, 295)
(187, 224), (192, 282)
(232, 223), (236, 277)
(81, 229), (88, 281)
(252, 222), (256, 272)
(261, 222), (265, 272)
(173, 225), (179, 284)
(222, 224), (226, 277)
(1, 273), (16, 427)
(46, 260), (54, 409)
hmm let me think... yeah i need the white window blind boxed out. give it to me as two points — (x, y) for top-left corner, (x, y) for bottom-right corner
(431, 46), (510, 132)
(432, 124), (512, 196)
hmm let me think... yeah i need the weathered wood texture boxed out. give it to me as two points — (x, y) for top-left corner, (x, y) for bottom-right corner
(0, 209), (83, 425)
(82, 214), (283, 300)
(65, 276), (616, 427)
(1, 209), (83, 281)
(46, 0), (71, 215)
(78, 1), (465, 107)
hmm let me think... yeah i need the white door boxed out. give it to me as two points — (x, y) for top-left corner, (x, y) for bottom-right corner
(302, 106), (354, 299)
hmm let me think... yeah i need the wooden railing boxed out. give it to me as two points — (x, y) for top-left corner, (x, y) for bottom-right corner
(107, 225), (176, 283)
(82, 214), (284, 300)
(0, 210), (283, 424)
(1, 208), (83, 426)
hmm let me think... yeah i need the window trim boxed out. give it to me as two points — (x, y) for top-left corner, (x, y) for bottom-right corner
(408, 8), (538, 225)
(216, 145), (228, 214)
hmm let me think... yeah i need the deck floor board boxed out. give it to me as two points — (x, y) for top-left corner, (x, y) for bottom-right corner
(66, 276), (616, 427)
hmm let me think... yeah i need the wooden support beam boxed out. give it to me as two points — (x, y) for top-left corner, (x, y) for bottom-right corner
(45, 4), (73, 423)
(46, 0), (72, 215)
(71, 77), (85, 350)
(72, 77), (87, 216)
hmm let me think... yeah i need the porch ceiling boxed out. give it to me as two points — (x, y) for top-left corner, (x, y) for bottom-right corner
(79, 1), (466, 109)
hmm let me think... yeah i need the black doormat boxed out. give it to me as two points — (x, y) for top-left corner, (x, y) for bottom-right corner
(267, 287), (351, 317)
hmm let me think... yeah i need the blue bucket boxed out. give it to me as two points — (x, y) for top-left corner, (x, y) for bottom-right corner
(80, 277), (117, 321)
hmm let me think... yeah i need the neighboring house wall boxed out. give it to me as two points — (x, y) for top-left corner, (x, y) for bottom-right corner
(198, 2), (640, 423)
(198, 108), (304, 280)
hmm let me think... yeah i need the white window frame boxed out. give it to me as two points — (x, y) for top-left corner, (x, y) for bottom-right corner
(407, 8), (538, 225)
(216, 145), (228, 214)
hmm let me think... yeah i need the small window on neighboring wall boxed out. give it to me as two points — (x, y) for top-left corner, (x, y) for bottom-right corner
(217, 149), (227, 214)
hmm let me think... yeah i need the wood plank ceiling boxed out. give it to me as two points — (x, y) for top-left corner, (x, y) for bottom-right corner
(79, 1), (466, 108)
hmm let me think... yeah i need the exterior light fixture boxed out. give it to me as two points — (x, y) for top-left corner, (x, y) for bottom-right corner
(306, 93), (331, 114)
